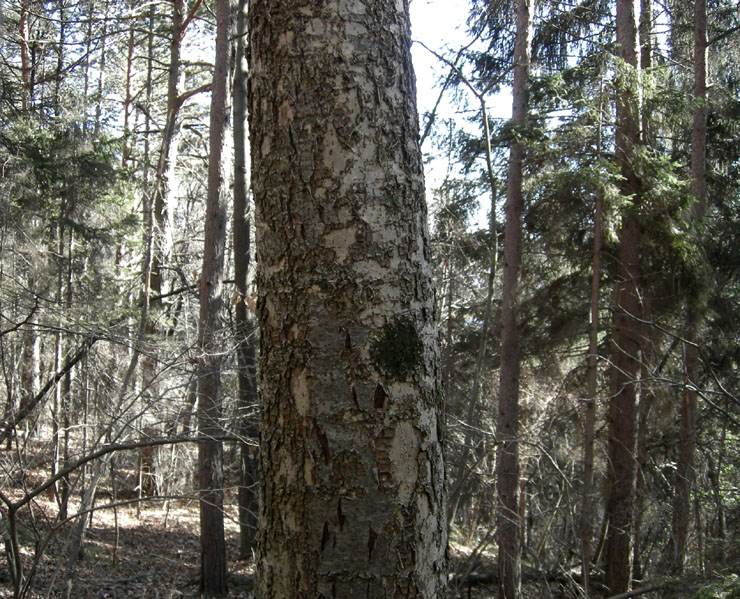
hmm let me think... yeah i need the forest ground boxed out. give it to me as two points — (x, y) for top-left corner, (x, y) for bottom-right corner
(0, 488), (255, 598)
(0, 486), (510, 599)
(0, 444), (667, 599)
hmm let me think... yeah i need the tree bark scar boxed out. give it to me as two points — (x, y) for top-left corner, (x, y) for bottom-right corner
(373, 383), (388, 410)
(321, 521), (330, 552)
(337, 499), (346, 531)
(314, 421), (331, 464)
(367, 525), (378, 560)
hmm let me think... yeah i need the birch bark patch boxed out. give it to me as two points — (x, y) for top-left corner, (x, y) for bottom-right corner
(291, 367), (310, 417)
(323, 227), (355, 262)
(278, 100), (294, 126)
(390, 421), (418, 505)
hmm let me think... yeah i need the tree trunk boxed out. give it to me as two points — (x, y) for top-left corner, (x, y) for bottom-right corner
(671, 0), (707, 573)
(581, 135), (602, 599)
(19, 0), (31, 110)
(93, 0), (109, 137)
(197, 0), (231, 594)
(248, 1), (447, 597)
(605, 0), (643, 594)
(122, 0), (136, 167)
(142, 0), (186, 402)
(497, 0), (530, 597)
(232, 0), (259, 558)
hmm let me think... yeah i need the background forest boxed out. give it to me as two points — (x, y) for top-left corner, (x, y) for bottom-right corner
(0, 0), (739, 598)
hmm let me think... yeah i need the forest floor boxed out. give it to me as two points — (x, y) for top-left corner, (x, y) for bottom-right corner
(0, 491), (255, 599)
(0, 490), (708, 599)
(0, 488), (529, 599)
(0, 442), (687, 599)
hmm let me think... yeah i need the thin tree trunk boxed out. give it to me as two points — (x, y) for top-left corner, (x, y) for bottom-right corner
(605, 0), (643, 594)
(632, 382), (654, 580)
(142, 0), (186, 405)
(232, 0), (259, 558)
(671, 0), (707, 574)
(581, 65), (606, 597)
(19, 0), (31, 110)
(53, 0), (66, 112)
(122, 0), (136, 167)
(630, 2), (653, 581)
(581, 143), (601, 599)
(59, 461), (108, 599)
(497, 1), (530, 597)
(197, 0), (231, 593)
(93, 0), (108, 137)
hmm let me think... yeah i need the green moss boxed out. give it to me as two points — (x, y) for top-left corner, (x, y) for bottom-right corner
(370, 316), (423, 380)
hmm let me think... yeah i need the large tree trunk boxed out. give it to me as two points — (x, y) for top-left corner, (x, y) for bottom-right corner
(497, 0), (530, 597)
(605, 0), (643, 594)
(671, 0), (708, 573)
(232, 0), (259, 558)
(248, 1), (447, 597)
(197, 0), (231, 594)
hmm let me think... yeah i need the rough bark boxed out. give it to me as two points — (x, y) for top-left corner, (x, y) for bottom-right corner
(248, 1), (447, 597)
(196, 0), (231, 594)
(605, 0), (642, 594)
(232, 0), (259, 558)
(497, 0), (530, 597)
(671, 0), (707, 573)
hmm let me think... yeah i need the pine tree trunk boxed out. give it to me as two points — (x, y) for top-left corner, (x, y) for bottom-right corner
(671, 0), (707, 573)
(19, 0), (31, 109)
(232, 0), (259, 558)
(497, 0), (530, 597)
(248, 1), (447, 597)
(197, 0), (231, 594)
(605, 0), (643, 594)
(581, 140), (601, 599)
(122, 0), (135, 167)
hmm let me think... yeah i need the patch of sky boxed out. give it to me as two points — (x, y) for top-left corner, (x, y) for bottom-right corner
(410, 0), (512, 230)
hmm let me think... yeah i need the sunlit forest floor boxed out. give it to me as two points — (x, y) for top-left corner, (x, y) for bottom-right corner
(0, 444), (729, 599)
(1, 493), (719, 599)
(0, 492), (254, 599)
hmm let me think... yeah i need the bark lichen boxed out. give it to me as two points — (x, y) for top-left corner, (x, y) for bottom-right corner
(370, 316), (422, 380)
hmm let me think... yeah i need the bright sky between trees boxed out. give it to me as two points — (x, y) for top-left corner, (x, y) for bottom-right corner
(410, 0), (512, 226)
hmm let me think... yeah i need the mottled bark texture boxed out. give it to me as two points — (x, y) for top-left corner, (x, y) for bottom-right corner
(605, 0), (642, 594)
(248, 1), (447, 597)
(497, 0), (530, 598)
